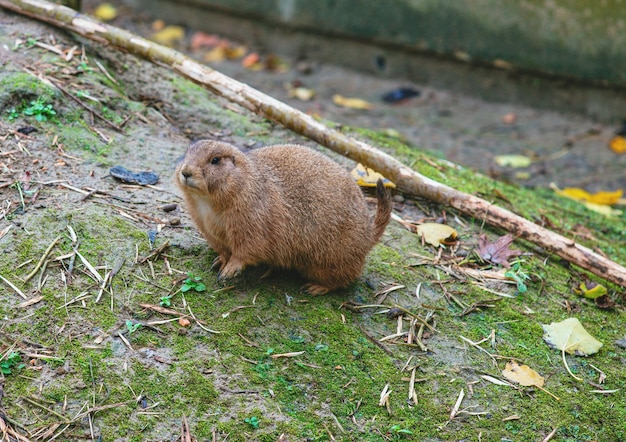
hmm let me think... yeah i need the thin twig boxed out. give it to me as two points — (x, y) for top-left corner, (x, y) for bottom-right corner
(0, 273), (27, 299)
(22, 396), (68, 421)
(186, 303), (221, 334)
(137, 241), (170, 264)
(74, 249), (103, 282)
(542, 427), (558, 442)
(460, 335), (497, 365)
(47, 77), (124, 131)
(24, 235), (61, 282)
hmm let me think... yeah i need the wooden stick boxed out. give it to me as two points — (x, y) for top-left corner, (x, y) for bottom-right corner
(2, 0), (625, 287)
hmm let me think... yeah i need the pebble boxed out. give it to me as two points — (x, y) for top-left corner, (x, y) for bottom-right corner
(161, 203), (178, 212)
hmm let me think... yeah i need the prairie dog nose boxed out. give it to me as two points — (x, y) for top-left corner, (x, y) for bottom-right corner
(180, 167), (192, 179)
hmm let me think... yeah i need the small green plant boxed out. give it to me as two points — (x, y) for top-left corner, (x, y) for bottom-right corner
(23, 98), (56, 122)
(289, 334), (305, 344)
(159, 294), (174, 307)
(244, 416), (260, 429)
(253, 360), (273, 378)
(125, 320), (142, 335)
(76, 61), (94, 72)
(6, 108), (19, 121)
(1, 351), (25, 375)
(314, 343), (329, 352)
(505, 258), (531, 293)
(181, 274), (206, 293)
(252, 348), (275, 379)
(389, 424), (413, 440)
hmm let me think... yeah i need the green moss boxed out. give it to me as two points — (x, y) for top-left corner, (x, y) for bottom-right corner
(57, 122), (111, 157)
(0, 71), (58, 113)
(366, 243), (413, 282)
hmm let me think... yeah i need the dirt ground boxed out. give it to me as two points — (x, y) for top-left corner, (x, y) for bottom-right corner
(1, 3), (626, 442)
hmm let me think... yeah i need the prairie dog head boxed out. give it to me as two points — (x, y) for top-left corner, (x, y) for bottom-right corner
(175, 140), (249, 203)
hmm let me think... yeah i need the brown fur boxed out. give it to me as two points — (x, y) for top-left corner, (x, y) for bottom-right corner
(175, 140), (392, 294)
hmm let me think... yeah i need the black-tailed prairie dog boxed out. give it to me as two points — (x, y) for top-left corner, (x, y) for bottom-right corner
(175, 140), (392, 294)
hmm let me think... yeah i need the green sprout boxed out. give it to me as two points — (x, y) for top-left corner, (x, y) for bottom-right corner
(6, 108), (19, 121)
(505, 258), (532, 294)
(125, 320), (142, 335)
(181, 274), (206, 293)
(389, 424), (413, 440)
(1, 351), (25, 375)
(23, 98), (56, 122)
(159, 294), (174, 307)
(244, 416), (260, 429)
(77, 61), (94, 72)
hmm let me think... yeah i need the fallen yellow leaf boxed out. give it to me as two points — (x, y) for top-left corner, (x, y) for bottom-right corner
(552, 184), (624, 216)
(224, 45), (247, 60)
(542, 317), (603, 356)
(576, 281), (608, 299)
(203, 44), (246, 63)
(555, 187), (589, 201)
(502, 361), (544, 387)
(494, 154), (532, 168)
(586, 190), (623, 205)
(415, 223), (457, 247)
(151, 25), (185, 46)
(554, 186), (623, 205)
(332, 94), (373, 110)
(287, 86), (316, 102)
(350, 164), (396, 188)
(203, 46), (226, 62)
(93, 2), (117, 21)
(609, 135), (626, 154)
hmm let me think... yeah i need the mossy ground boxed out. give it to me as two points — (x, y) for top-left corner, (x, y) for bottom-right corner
(0, 11), (625, 442)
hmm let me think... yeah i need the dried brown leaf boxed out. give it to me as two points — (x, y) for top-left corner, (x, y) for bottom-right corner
(478, 233), (522, 268)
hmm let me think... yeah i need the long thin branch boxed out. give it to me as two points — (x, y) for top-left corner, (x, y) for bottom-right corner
(2, 0), (625, 288)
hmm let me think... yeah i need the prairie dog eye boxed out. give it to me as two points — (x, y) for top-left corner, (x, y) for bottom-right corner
(210, 156), (221, 165)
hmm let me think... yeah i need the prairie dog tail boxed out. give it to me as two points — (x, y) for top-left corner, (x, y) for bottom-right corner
(371, 178), (392, 244)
